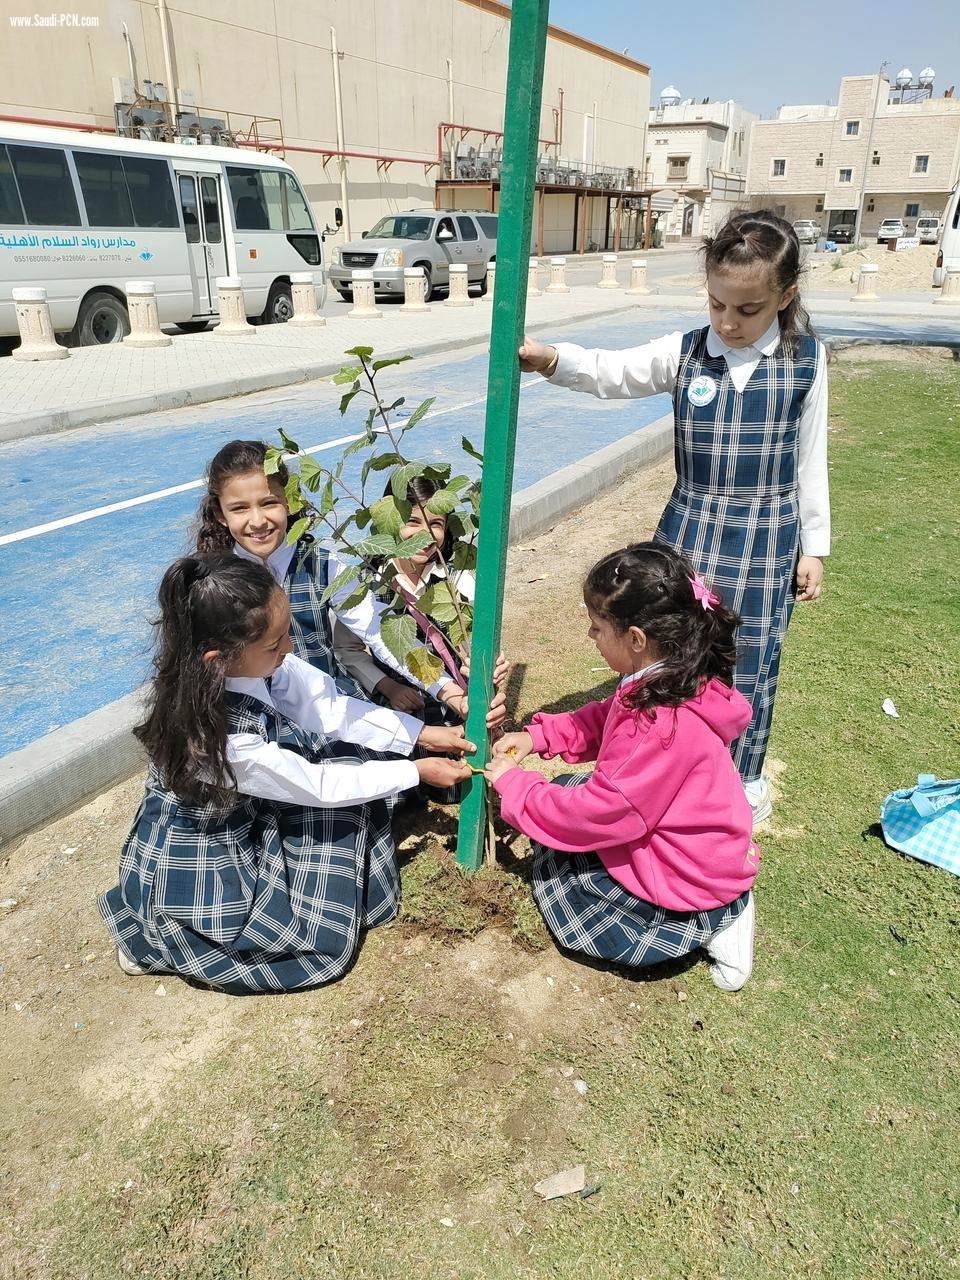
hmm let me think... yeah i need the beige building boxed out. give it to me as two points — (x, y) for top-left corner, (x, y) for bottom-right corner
(746, 72), (960, 237)
(0, 0), (653, 254)
(645, 92), (757, 241)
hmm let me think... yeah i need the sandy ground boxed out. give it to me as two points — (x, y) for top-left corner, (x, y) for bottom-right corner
(667, 242), (939, 293)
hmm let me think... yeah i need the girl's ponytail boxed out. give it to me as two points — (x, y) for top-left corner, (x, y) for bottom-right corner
(136, 554), (278, 807)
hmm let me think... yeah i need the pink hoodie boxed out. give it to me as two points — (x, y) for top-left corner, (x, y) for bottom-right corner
(494, 678), (758, 912)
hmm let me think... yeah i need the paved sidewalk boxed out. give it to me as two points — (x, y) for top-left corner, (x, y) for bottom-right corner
(1, 276), (957, 443)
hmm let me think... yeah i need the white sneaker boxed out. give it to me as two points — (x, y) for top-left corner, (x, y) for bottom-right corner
(116, 944), (149, 976)
(744, 776), (772, 826)
(706, 892), (755, 992)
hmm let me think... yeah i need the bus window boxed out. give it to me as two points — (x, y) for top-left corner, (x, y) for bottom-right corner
(74, 152), (134, 226)
(178, 174), (200, 243)
(281, 174), (313, 231)
(8, 144), (79, 225)
(0, 146), (25, 224)
(123, 156), (178, 227)
(200, 175), (222, 244)
(227, 168), (271, 230)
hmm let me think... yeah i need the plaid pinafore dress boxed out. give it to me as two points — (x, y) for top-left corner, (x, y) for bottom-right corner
(654, 327), (819, 780)
(98, 691), (399, 994)
(286, 541), (364, 698)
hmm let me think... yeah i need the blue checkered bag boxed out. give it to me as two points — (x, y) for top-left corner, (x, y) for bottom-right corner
(880, 774), (960, 878)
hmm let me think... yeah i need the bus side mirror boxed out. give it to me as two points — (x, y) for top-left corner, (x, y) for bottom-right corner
(334, 207), (343, 228)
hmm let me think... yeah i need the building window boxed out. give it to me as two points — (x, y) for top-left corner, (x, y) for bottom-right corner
(815, 153), (824, 167)
(667, 156), (689, 180)
(771, 158), (786, 177)
(815, 199), (824, 212)
(866, 198), (875, 212)
(913, 154), (929, 173)
(838, 168), (853, 184)
(845, 120), (860, 136)
(905, 202), (920, 218)
(872, 151), (880, 165)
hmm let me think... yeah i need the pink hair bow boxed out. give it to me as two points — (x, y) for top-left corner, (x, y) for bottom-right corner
(690, 572), (719, 611)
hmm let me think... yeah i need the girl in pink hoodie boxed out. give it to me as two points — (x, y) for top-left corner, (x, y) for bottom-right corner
(486, 543), (759, 991)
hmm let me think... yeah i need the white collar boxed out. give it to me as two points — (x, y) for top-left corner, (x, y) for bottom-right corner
(224, 674), (272, 704)
(234, 538), (297, 586)
(706, 318), (781, 364)
(618, 660), (666, 690)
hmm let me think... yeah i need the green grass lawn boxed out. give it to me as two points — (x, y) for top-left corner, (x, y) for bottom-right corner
(8, 353), (960, 1280)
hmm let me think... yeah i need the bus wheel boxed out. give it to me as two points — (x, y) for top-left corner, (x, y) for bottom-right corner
(72, 291), (130, 346)
(262, 281), (293, 324)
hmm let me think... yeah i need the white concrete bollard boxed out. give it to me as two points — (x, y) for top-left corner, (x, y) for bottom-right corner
(11, 287), (69, 361)
(527, 258), (542, 297)
(287, 272), (326, 327)
(626, 259), (651, 296)
(445, 263), (473, 307)
(850, 263), (879, 301)
(934, 266), (960, 304)
(597, 254), (620, 289)
(402, 266), (429, 313)
(214, 277), (256, 335)
(482, 260), (496, 300)
(348, 270), (382, 318)
(123, 280), (171, 348)
(545, 256), (570, 294)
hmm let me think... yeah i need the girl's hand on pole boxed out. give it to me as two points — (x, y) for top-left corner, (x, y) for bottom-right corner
(417, 724), (476, 756)
(518, 336), (559, 376)
(438, 686), (469, 721)
(376, 676), (425, 713)
(416, 757), (473, 788)
(491, 730), (533, 762)
(796, 555), (824, 602)
(483, 755), (518, 784)
(485, 688), (508, 730)
(459, 652), (511, 688)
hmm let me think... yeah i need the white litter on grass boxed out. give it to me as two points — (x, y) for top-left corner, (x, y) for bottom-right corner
(573, 1079), (588, 1096)
(882, 698), (900, 718)
(534, 1165), (586, 1200)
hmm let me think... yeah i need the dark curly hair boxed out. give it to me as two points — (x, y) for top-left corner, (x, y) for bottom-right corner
(135, 555), (281, 808)
(194, 439), (291, 553)
(702, 208), (815, 353)
(583, 542), (740, 718)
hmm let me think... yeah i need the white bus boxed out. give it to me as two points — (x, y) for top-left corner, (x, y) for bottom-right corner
(0, 122), (329, 344)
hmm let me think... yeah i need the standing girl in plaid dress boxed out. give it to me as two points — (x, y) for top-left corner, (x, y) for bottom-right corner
(486, 543), (758, 991)
(520, 210), (829, 825)
(98, 555), (471, 993)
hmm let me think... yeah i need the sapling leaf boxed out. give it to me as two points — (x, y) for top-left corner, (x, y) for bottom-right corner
(336, 582), (369, 611)
(284, 474), (305, 515)
(461, 435), (484, 463)
(390, 461), (428, 501)
(425, 488), (458, 515)
(345, 345), (374, 359)
(341, 430), (377, 463)
(364, 405), (379, 434)
(382, 397), (406, 413)
(452, 539), (477, 572)
(446, 474), (471, 493)
(264, 446), (283, 476)
(404, 397), (436, 430)
(279, 427), (301, 453)
(445, 611), (470, 650)
(394, 530), (436, 558)
(339, 387), (361, 416)
(318, 477), (336, 518)
(352, 532), (403, 558)
(418, 580), (460, 624)
(369, 495), (405, 537)
(381, 612), (418, 664)
(406, 646), (444, 686)
(372, 356), (413, 372)
(367, 452), (401, 472)
(287, 516), (311, 544)
(299, 455), (322, 487)
(319, 562), (362, 604)
(333, 367), (362, 386)
(354, 505), (372, 530)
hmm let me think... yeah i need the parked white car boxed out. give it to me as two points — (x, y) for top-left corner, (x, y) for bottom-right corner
(792, 219), (821, 245)
(877, 218), (905, 242)
(916, 217), (940, 244)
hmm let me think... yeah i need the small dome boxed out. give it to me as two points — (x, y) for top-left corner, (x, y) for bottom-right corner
(659, 85), (682, 106)
(895, 67), (913, 87)
(919, 66), (935, 84)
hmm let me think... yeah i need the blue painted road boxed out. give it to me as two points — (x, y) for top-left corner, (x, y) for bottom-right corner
(1, 304), (954, 756)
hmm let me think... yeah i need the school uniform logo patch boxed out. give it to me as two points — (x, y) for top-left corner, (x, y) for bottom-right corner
(688, 375), (717, 408)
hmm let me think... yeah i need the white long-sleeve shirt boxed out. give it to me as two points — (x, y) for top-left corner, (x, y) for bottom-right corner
(224, 653), (421, 806)
(549, 321), (830, 557)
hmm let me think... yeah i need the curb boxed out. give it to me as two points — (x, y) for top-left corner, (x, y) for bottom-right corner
(0, 412), (673, 845)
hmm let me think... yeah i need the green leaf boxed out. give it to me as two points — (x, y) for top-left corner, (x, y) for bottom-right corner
(446, 474), (471, 493)
(318, 477), (336, 519)
(264, 446), (284, 476)
(278, 427), (301, 453)
(417, 579), (460, 624)
(425, 488), (458, 515)
(390, 461), (428, 501)
(284, 474), (305, 515)
(394, 530), (435, 558)
(332, 365), (362, 385)
(445, 610), (470, 650)
(286, 515), (311, 544)
(335, 582), (369, 611)
(298, 455), (322, 486)
(341, 430), (377, 463)
(404, 397), (436, 430)
(452, 540), (477, 573)
(344, 345), (374, 359)
(338, 386), (361, 415)
(372, 355), (413, 372)
(367, 452), (401, 472)
(461, 435), (484, 463)
(354, 505), (371, 530)
(369, 495), (406, 537)
(319, 562), (362, 604)
(406, 645), (444, 686)
(364, 405), (379, 434)
(381, 611), (418, 665)
(352, 532), (402, 558)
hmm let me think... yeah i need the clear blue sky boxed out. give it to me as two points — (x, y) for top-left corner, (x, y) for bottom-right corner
(545, 0), (958, 118)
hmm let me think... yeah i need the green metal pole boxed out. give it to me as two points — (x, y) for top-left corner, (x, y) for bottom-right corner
(456, 0), (550, 870)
